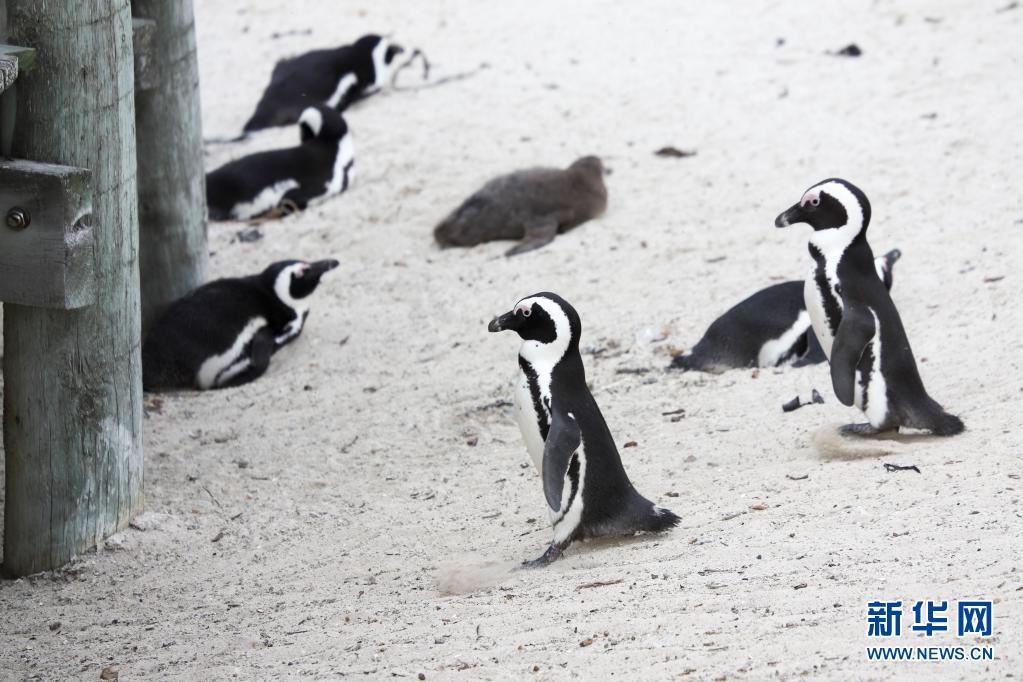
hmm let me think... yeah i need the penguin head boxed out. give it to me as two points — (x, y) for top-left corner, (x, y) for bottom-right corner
(774, 179), (872, 251)
(874, 248), (902, 291)
(488, 292), (581, 363)
(299, 105), (349, 142)
(354, 34), (405, 91)
(262, 259), (340, 306)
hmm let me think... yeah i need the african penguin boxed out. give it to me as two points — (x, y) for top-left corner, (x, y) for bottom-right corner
(206, 104), (354, 221)
(669, 249), (902, 372)
(488, 292), (680, 567)
(435, 156), (608, 256)
(142, 259), (339, 391)
(243, 34), (406, 133)
(775, 178), (963, 436)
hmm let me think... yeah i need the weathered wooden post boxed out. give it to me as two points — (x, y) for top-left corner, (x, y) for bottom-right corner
(2, 0), (144, 576)
(131, 0), (207, 333)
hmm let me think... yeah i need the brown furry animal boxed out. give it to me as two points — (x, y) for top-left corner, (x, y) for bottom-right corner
(433, 156), (608, 256)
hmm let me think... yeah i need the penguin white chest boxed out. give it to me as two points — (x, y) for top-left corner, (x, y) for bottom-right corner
(513, 368), (548, 472)
(854, 310), (889, 427)
(804, 266), (842, 359)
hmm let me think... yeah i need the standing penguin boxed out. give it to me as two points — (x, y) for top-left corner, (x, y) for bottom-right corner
(242, 34), (405, 134)
(435, 156), (608, 256)
(669, 249), (902, 372)
(142, 259), (339, 391)
(488, 292), (680, 567)
(206, 104), (354, 221)
(774, 178), (963, 436)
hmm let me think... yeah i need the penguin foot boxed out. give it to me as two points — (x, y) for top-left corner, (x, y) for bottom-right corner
(520, 544), (563, 569)
(840, 422), (894, 437)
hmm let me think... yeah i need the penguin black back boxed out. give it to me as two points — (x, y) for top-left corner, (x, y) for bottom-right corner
(775, 178), (963, 436)
(243, 34), (405, 133)
(207, 105), (354, 221)
(671, 249), (902, 372)
(143, 259), (339, 391)
(489, 292), (679, 567)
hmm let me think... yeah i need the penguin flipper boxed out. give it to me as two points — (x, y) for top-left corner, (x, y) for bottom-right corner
(505, 215), (560, 257)
(830, 307), (876, 406)
(216, 329), (275, 389)
(541, 410), (581, 512)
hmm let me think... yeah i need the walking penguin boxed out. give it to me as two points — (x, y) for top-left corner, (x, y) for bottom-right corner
(488, 292), (680, 566)
(142, 259), (339, 391)
(774, 178), (963, 436)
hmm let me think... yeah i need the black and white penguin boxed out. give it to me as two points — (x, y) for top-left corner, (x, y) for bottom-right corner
(242, 34), (405, 133)
(488, 292), (680, 567)
(206, 104), (354, 221)
(774, 178), (963, 436)
(669, 249), (902, 372)
(142, 259), (339, 391)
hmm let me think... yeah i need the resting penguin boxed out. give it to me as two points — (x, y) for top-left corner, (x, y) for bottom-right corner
(435, 156), (608, 256)
(774, 178), (964, 436)
(488, 292), (680, 567)
(142, 259), (339, 391)
(206, 104), (354, 221)
(669, 249), (902, 372)
(243, 34), (405, 133)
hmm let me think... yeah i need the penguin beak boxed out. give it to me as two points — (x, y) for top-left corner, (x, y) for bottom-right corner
(774, 203), (804, 228)
(488, 310), (519, 333)
(307, 259), (340, 277)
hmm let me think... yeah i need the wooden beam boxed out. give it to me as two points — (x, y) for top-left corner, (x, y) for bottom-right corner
(131, 1), (207, 334)
(0, 43), (36, 72)
(0, 159), (94, 308)
(0, 54), (15, 94)
(3, 0), (144, 577)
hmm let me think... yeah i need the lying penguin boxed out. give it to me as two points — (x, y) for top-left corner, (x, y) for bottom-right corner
(243, 34), (406, 134)
(206, 105), (354, 221)
(435, 156), (607, 256)
(142, 259), (339, 391)
(670, 249), (902, 372)
(489, 292), (680, 567)
(775, 178), (963, 436)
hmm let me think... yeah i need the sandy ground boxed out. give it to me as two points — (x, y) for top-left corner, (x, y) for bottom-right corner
(2, 0), (1023, 679)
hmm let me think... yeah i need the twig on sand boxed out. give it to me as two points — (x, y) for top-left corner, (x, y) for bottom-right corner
(883, 463), (921, 474)
(201, 485), (223, 508)
(392, 50), (489, 93)
(576, 578), (623, 590)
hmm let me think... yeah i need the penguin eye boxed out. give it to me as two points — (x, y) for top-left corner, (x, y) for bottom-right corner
(810, 197), (821, 207)
(521, 308), (532, 317)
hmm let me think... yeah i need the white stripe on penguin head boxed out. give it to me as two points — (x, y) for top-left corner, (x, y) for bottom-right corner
(273, 262), (313, 318)
(299, 107), (323, 137)
(807, 180), (866, 258)
(370, 38), (391, 90)
(516, 296), (573, 372)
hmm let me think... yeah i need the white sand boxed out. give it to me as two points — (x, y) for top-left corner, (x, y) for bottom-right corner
(2, 0), (1022, 678)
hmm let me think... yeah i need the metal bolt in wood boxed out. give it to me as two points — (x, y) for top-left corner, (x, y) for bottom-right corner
(6, 205), (29, 229)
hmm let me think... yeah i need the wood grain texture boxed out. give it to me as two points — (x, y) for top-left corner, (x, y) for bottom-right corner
(131, 0), (207, 334)
(0, 159), (94, 308)
(0, 54), (15, 94)
(2, 0), (143, 576)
